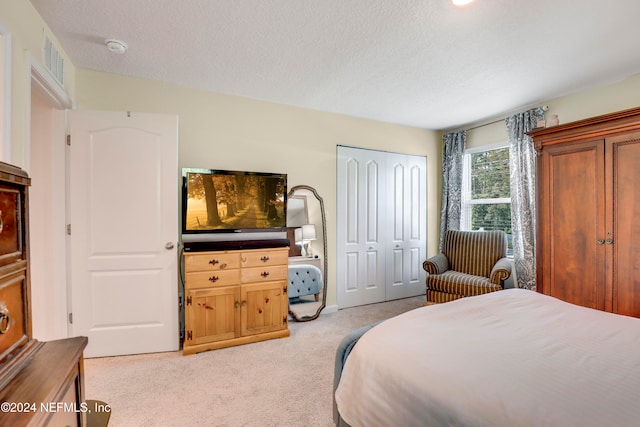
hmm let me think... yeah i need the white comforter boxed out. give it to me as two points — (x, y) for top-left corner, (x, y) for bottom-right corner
(335, 289), (640, 427)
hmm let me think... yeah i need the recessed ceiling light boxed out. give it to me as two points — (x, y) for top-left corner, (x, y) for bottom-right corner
(452, 0), (474, 6)
(105, 39), (128, 54)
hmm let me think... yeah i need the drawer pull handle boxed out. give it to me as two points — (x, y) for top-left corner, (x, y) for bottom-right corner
(208, 276), (219, 282)
(261, 271), (270, 278)
(0, 303), (10, 334)
(597, 239), (605, 245)
(220, 263), (227, 269)
(260, 256), (270, 263)
(209, 259), (219, 266)
(234, 301), (240, 309)
(241, 300), (247, 307)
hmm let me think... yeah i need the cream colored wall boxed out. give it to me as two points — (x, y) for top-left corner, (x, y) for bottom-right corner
(74, 70), (441, 307)
(4, 0), (640, 315)
(466, 74), (640, 149)
(0, 0), (76, 167)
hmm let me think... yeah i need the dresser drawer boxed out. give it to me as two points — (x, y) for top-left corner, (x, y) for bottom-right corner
(0, 184), (23, 267)
(186, 269), (240, 289)
(0, 270), (28, 363)
(240, 249), (288, 268)
(184, 252), (240, 272)
(241, 265), (288, 283)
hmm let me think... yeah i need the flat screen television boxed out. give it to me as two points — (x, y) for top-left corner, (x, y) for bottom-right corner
(181, 168), (288, 248)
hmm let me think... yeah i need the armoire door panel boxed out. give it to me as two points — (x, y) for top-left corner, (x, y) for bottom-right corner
(545, 141), (605, 310)
(611, 137), (640, 317)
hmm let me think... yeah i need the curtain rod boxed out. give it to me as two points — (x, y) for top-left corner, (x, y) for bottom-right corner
(445, 105), (549, 134)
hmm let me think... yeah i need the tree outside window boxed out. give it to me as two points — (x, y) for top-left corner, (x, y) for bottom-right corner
(462, 145), (512, 255)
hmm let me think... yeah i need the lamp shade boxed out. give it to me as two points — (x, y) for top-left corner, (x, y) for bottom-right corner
(301, 224), (316, 241)
(294, 228), (303, 245)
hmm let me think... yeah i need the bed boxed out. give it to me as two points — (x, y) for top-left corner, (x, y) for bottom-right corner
(334, 288), (640, 427)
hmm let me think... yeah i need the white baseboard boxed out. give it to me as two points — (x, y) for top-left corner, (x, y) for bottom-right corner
(322, 304), (338, 314)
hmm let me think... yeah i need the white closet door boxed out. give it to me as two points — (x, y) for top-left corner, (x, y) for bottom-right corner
(337, 147), (386, 308)
(385, 153), (427, 300)
(337, 146), (427, 308)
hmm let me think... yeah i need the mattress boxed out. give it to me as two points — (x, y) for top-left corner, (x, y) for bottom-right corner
(335, 289), (640, 427)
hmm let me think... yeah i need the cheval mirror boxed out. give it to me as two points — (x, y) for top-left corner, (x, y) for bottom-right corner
(286, 185), (327, 322)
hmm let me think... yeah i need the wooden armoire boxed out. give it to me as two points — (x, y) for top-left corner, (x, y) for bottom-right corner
(0, 162), (89, 426)
(529, 107), (640, 318)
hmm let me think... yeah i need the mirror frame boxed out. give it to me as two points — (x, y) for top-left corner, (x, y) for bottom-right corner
(287, 185), (327, 322)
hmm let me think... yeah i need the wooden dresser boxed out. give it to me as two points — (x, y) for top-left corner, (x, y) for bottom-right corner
(0, 162), (88, 426)
(183, 245), (290, 355)
(529, 107), (640, 317)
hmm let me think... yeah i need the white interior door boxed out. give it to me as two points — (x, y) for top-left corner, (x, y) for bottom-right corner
(337, 147), (386, 308)
(337, 146), (427, 308)
(69, 111), (179, 357)
(385, 153), (427, 300)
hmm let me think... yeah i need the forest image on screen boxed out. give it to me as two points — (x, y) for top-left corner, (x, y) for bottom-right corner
(185, 172), (286, 231)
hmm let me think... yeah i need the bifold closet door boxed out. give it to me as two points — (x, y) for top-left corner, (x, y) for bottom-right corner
(337, 146), (427, 309)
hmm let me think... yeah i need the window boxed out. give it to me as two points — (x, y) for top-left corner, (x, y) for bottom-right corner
(461, 145), (512, 255)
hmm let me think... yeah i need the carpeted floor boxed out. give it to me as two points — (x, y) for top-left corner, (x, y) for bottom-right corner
(84, 295), (425, 426)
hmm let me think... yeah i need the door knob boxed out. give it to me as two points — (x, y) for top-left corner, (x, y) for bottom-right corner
(597, 239), (605, 245)
(165, 242), (175, 250)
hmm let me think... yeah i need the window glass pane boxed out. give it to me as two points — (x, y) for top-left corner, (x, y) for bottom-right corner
(471, 203), (511, 233)
(472, 203), (512, 255)
(471, 147), (510, 199)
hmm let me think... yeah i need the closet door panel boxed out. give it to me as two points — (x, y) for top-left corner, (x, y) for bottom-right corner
(337, 148), (385, 308)
(385, 155), (427, 300)
(337, 146), (426, 307)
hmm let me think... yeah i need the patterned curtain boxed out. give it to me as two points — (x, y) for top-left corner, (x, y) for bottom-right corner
(439, 130), (465, 250)
(506, 107), (545, 290)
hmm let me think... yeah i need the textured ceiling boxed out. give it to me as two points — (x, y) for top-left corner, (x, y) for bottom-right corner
(29, 0), (640, 130)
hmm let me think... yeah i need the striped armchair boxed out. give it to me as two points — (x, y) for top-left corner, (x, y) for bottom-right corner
(423, 230), (512, 304)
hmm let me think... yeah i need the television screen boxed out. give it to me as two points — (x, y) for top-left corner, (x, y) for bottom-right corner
(182, 168), (287, 234)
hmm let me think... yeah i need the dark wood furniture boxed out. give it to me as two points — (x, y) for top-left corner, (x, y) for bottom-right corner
(529, 107), (640, 317)
(0, 162), (89, 426)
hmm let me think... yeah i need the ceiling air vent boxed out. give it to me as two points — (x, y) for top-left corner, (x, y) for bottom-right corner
(43, 36), (64, 86)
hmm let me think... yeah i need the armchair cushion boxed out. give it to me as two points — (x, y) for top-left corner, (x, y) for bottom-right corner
(427, 271), (502, 297)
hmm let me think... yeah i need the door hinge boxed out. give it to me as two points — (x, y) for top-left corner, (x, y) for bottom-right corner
(66, 224), (71, 235)
(186, 330), (192, 341)
(68, 313), (73, 324)
(186, 296), (192, 306)
(66, 134), (71, 146)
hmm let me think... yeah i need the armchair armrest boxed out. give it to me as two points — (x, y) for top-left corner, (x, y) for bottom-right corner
(490, 257), (513, 286)
(423, 253), (449, 275)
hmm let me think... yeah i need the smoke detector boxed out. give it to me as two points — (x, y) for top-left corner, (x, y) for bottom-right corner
(105, 39), (128, 54)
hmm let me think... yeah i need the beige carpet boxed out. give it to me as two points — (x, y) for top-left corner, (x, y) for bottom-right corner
(84, 295), (425, 427)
